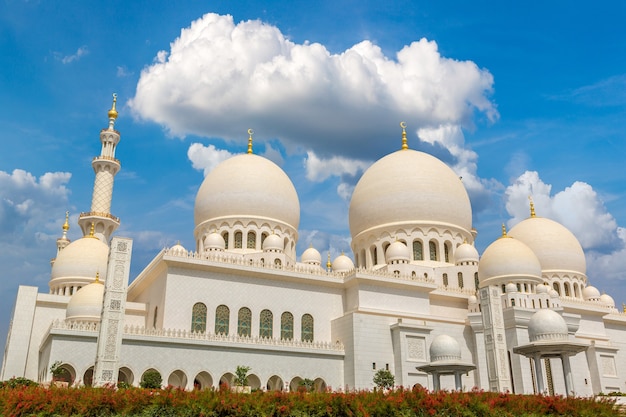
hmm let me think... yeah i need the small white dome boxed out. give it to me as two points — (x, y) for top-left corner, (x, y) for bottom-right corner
(170, 242), (186, 254)
(204, 232), (225, 251)
(478, 235), (542, 287)
(468, 295), (478, 304)
(430, 334), (462, 362)
(600, 293), (615, 308)
(332, 254), (354, 273)
(301, 246), (322, 265)
(506, 282), (518, 293)
(582, 285), (601, 301)
(549, 289), (560, 298)
(385, 241), (410, 263)
(528, 309), (568, 342)
(455, 242), (479, 264)
(263, 233), (283, 252)
(536, 284), (549, 294)
(51, 237), (109, 283)
(66, 280), (104, 322)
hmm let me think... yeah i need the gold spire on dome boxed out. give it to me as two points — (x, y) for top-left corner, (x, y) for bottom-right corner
(87, 222), (97, 238)
(501, 223), (508, 238)
(326, 252), (332, 271)
(108, 93), (118, 120)
(62, 211), (70, 232)
(247, 129), (254, 154)
(400, 122), (408, 150)
(528, 196), (536, 218)
(94, 272), (101, 284)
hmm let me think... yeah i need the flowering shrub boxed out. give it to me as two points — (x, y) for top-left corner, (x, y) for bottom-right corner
(0, 384), (620, 417)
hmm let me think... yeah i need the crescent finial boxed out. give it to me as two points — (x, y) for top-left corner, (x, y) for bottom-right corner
(248, 128), (254, 135)
(400, 121), (406, 129)
(247, 129), (254, 154)
(400, 122), (408, 150)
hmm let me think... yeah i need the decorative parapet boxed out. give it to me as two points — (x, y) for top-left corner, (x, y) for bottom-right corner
(123, 325), (345, 351)
(79, 211), (120, 222)
(561, 295), (618, 311)
(436, 285), (477, 295)
(48, 319), (344, 352)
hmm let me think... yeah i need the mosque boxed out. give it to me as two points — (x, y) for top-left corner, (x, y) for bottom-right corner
(2, 96), (626, 395)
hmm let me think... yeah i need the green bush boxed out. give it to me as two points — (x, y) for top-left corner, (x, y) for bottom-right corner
(139, 370), (162, 389)
(0, 377), (37, 389)
(373, 369), (395, 390)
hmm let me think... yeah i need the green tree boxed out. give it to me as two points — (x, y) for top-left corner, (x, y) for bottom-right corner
(298, 378), (315, 392)
(140, 370), (162, 389)
(234, 365), (251, 386)
(373, 369), (395, 390)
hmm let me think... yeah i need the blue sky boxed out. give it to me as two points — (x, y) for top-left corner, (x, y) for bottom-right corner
(1, 0), (626, 355)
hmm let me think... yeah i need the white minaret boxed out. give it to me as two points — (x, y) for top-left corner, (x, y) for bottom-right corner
(78, 94), (121, 242)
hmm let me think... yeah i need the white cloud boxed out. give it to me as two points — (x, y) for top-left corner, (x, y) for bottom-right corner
(304, 151), (371, 182)
(505, 171), (620, 252)
(129, 13), (497, 160)
(116, 66), (133, 77)
(55, 46), (89, 64)
(187, 143), (236, 176)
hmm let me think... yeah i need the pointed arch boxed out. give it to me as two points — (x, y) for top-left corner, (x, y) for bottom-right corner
(259, 309), (273, 338)
(301, 314), (314, 342)
(215, 305), (230, 335)
(191, 302), (207, 333)
(238, 307), (252, 337)
(281, 312), (294, 340)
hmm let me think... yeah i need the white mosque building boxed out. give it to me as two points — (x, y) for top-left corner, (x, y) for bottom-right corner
(2, 96), (626, 395)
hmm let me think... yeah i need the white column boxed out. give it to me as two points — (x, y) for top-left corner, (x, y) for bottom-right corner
(533, 355), (545, 394)
(561, 355), (574, 397)
(432, 372), (441, 391)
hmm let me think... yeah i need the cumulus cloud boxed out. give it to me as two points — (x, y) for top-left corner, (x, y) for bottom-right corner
(303, 151), (372, 202)
(129, 13), (497, 161)
(505, 171), (620, 252)
(187, 143), (236, 176)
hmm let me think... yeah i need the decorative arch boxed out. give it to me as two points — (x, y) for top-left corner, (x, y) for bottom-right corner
(215, 305), (230, 335)
(234, 231), (243, 249)
(266, 375), (284, 391)
(444, 242), (451, 263)
(457, 272), (464, 288)
(413, 240), (423, 261)
(83, 366), (94, 387)
(429, 241), (438, 261)
(194, 371), (213, 390)
(247, 231), (256, 249)
(219, 373), (235, 390)
(191, 302), (207, 333)
(52, 363), (75, 385)
(238, 307), (252, 337)
(168, 370), (188, 389)
(118, 367), (134, 386)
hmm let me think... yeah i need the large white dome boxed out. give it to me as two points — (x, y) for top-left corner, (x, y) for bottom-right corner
(508, 216), (586, 276)
(349, 149), (472, 240)
(194, 154), (300, 231)
(478, 235), (543, 287)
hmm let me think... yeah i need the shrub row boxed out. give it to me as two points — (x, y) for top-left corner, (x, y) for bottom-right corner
(0, 382), (621, 417)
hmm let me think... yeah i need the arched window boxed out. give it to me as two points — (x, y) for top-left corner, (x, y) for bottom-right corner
(261, 232), (268, 246)
(281, 312), (294, 340)
(413, 241), (423, 261)
(553, 282), (560, 295)
(442, 273), (449, 287)
(373, 247), (378, 265)
(153, 306), (158, 329)
(234, 232), (243, 249)
(564, 283), (570, 297)
(429, 241), (437, 261)
(215, 305), (230, 335)
(222, 232), (229, 250)
(474, 272), (479, 289)
(301, 314), (314, 342)
(247, 232), (256, 249)
(191, 302), (207, 333)
(274, 258), (282, 267)
(457, 272), (464, 288)
(444, 244), (450, 263)
(238, 307), (252, 337)
(259, 309), (273, 338)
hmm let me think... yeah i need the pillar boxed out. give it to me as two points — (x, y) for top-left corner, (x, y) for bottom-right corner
(561, 354), (574, 396)
(533, 354), (545, 394)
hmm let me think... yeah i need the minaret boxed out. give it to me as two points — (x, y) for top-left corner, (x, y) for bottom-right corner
(78, 94), (122, 242)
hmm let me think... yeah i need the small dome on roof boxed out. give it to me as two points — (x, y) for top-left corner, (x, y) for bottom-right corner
(301, 246), (322, 265)
(528, 309), (568, 342)
(549, 289), (560, 298)
(385, 241), (410, 263)
(170, 242), (186, 254)
(536, 284), (549, 294)
(332, 254), (354, 273)
(66, 279), (104, 322)
(478, 234), (542, 287)
(455, 242), (479, 264)
(506, 282), (518, 293)
(430, 334), (462, 362)
(582, 285), (601, 301)
(600, 293), (615, 308)
(468, 295), (478, 304)
(204, 232), (225, 251)
(262, 233), (283, 252)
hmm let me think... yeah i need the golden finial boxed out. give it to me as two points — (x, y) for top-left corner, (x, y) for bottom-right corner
(108, 93), (118, 120)
(528, 196), (536, 218)
(247, 129), (254, 154)
(88, 222), (96, 238)
(94, 272), (101, 284)
(501, 223), (508, 238)
(62, 211), (70, 232)
(622, 303), (626, 313)
(326, 252), (332, 271)
(400, 122), (408, 150)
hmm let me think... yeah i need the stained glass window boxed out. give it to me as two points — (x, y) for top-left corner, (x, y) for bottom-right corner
(247, 232), (256, 249)
(259, 309), (273, 338)
(429, 241), (437, 261)
(222, 232), (229, 250)
(444, 244), (450, 263)
(281, 312), (293, 340)
(457, 272), (464, 289)
(413, 241), (423, 261)
(234, 232), (243, 249)
(191, 302), (207, 333)
(301, 314), (314, 342)
(215, 305), (230, 335)
(238, 307), (252, 337)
